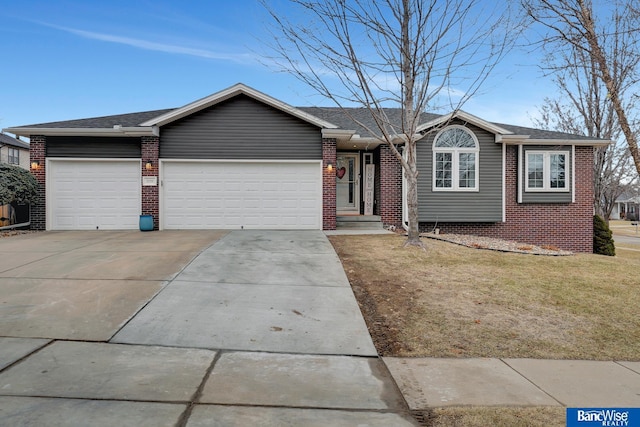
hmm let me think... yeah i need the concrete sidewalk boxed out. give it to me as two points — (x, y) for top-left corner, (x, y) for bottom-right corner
(385, 357), (640, 410)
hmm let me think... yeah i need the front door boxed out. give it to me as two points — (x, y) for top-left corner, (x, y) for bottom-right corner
(336, 153), (360, 213)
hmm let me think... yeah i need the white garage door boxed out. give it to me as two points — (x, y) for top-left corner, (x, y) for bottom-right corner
(162, 161), (321, 229)
(48, 160), (140, 230)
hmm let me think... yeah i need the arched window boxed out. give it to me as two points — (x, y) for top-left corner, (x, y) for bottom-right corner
(432, 126), (479, 191)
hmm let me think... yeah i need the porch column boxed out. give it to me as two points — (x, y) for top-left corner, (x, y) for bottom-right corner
(322, 138), (337, 230)
(379, 145), (402, 227)
(29, 135), (46, 231)
(141, 136), (159, 230)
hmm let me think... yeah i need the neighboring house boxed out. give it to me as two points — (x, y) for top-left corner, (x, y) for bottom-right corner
(611, 193), (640, 221)
(0, 133), (31, 228)
(0, 132), (30, 170)
(3, 83), (610, 252)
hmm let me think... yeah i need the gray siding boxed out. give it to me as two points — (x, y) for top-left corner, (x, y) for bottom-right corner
(417, 122), (503, 222)
(160, 95), (322, 160)
(521, 145), (572, 203)
(46, 136), (141, 158)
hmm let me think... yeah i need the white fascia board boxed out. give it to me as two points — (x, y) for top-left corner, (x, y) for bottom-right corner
(140, 83), (339, 129)
(3, 127), (155, 138)
(495, 134), (529, 143)
(497, 134), (612, 147)
(523, 138), (611, 147)
(417, 110), (513, 135)
(322, 128), (356, 139)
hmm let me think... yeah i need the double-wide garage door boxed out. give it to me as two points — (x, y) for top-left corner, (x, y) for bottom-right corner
(162, 161), (322, 230)
(48, 160), (322, 230)
(49, 160), (141, 230)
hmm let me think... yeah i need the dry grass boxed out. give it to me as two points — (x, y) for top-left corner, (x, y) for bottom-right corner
(424, 407), (565, 427)
(609, 219), (640, 238)
(329, 234), (640, 360)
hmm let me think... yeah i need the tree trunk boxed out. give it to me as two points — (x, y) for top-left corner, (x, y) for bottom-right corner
(404, 167), (422, 247)
(579, 0), (640, 176)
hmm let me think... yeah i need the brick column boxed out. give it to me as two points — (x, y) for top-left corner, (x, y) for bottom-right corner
(141, 136), (159, 230)
(322, 138), (337, 230)
(29, 135), (46, 230)
(379, 145), (402, 227)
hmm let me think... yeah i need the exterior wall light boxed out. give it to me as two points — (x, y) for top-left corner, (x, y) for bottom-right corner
(327, 162), (334, 172)
(31, 160), (40, 170)
(145, 160), (153, 170)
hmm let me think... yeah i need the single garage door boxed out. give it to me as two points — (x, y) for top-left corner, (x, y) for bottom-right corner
(162, 161), (321, 229)
(48, 160), (140, 230)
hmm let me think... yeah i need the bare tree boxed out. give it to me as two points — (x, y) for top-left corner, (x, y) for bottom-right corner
(532, 36), (637, 221)
(524, 0), (640, 179)
(262, 0), (519, 246)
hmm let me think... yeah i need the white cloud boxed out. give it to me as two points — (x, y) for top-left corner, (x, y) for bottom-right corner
(42, 22), (255, 64)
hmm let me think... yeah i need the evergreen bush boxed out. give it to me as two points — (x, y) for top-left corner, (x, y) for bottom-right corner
(0, 163), (38, 205)
(593, 215), (615, 256)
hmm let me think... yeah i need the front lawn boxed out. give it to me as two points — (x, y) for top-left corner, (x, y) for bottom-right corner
(329, 234), (640, 360)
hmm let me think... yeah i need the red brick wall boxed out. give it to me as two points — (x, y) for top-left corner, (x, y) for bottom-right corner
(322, 138), (337, 230)
(29, 135), (46, 231)
(379, 145), (402, 227)
(141, 136), (159, 230)
(419, 145), (594, 252)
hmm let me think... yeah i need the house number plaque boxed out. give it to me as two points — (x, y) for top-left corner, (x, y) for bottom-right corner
(142, 176), (158, 187)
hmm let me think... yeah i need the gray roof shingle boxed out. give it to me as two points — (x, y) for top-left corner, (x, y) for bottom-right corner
(16, 109), (175, 129)
(300, 107), (603, 141)
(9, 105), (605, 142)
(491, 121), (600, 141)
(0, 133), (29, 149)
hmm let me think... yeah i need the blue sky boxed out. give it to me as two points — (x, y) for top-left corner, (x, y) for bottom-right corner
(1, 0), (553, 134)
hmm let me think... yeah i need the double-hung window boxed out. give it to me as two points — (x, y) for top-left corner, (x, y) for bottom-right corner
(433, 126), (479, 191)
(8, 148), (19, 165)
(526, 151), (569, 191)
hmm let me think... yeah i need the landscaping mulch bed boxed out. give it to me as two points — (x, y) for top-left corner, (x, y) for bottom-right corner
(421, 233), (574, 256)
(0, 230), (40, 238)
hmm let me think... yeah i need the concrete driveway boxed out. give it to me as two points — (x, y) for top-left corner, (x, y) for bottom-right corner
(0, 230), (417, 426)
(0, 230), (225, 341)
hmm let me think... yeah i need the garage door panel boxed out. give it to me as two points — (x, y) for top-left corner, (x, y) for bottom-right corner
(163, 162), (321, 230)
(49, 160), (140, 230)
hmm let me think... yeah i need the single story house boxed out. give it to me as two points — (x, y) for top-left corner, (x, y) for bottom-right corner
(611, 193), (639, 221)
(0, 132), (30, 170)
(0, 133), (31, 228)
(3, 83), (610, 252)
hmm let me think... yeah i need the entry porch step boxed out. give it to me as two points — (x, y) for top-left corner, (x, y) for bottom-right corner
(336, 215), (384, 230)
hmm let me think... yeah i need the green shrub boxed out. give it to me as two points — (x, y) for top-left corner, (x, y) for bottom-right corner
(0, 163), (38, 205)
(593, 215), (615, 256)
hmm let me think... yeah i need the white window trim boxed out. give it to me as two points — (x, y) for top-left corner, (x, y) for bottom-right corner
(432, 125), (479, 192)
(8, 148), (19, 165)
(525, 150), (570, 192)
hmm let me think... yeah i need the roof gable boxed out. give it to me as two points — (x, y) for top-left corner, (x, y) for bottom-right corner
(139, 83), (338, 129)
(417, 110), (513, 135)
